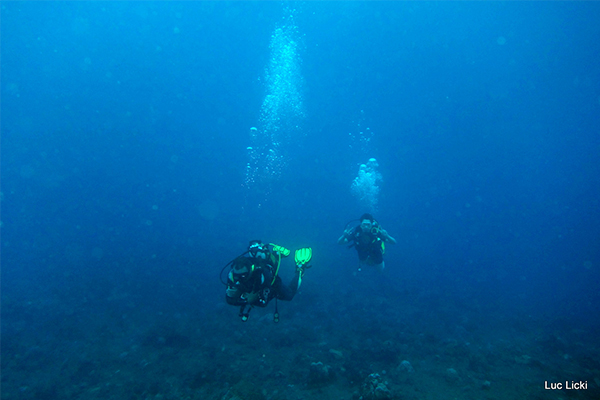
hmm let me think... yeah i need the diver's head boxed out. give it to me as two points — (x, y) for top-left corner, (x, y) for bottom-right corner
(359, 213), (375, 231)
(231, 262), (252, 286)
(360, 213), (374, 222)
(248, 240), (268, 259)
(360, 219), (373, 231)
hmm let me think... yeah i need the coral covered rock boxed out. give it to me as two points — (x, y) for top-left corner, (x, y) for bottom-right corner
(360, 373), (392, 400)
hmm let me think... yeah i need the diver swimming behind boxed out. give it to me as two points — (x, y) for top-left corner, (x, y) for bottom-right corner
(338, 213), (396, 272)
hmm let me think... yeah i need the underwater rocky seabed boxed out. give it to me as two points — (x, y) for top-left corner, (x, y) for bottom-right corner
(2, 266), (599, 400)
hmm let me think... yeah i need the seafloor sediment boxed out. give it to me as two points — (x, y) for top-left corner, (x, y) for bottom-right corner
(2, 267), (598, 400)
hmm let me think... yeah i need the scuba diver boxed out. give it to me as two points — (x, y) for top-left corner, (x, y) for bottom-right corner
(221, 240), (312, 322)
(338, 213), (396, 271)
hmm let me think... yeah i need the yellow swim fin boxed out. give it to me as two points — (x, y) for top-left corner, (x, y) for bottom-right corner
(295, 247), (312, 287)
(270, 243), (290, 257)
(295, 247), (312, 266)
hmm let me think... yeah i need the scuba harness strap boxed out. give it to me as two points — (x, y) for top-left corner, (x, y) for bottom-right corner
(268, 243), (290, 285)
(271, 250), (281, 285)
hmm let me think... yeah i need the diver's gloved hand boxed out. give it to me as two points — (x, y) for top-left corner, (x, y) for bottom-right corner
(296, 263), (312, 277)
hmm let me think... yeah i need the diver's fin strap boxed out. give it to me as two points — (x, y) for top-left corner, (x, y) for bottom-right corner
(295, 247), (312, 266)
(270, 243), (290, 257)
(239, 305), (251, 322)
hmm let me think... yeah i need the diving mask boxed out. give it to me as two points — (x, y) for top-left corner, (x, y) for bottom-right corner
(249, 242), (267, 259)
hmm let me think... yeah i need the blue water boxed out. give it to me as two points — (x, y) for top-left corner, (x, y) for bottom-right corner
(2, 2), (599, 399)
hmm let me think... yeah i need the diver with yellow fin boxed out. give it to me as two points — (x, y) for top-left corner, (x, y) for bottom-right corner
(221, 240), (312, 322)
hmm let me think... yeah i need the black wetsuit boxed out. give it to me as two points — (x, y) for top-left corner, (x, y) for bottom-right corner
(349, 226), (385, 265)
(225, 255), (300, 307)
